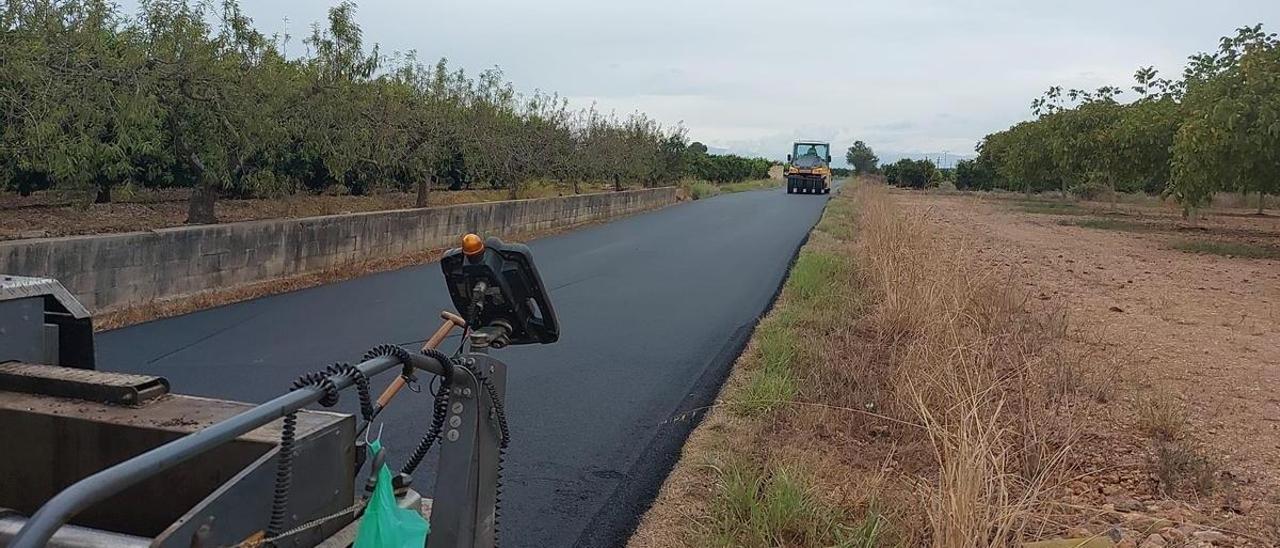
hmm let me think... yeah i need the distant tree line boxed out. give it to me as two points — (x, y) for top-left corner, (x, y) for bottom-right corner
(0, 0), (771, 223)
(882, 158), (938, 189)
(683, 141), (774, 182)
(957, 25), (1280, 214)
(840, 141), (946, 189)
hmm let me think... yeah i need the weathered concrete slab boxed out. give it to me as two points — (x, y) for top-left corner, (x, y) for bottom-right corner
(0, 188), (677, 311)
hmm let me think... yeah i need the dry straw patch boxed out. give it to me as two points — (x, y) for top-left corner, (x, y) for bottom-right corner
(632, 180), (1098, 547)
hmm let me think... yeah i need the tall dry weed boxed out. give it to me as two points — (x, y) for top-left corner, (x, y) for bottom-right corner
(844, 183), (1077, 545)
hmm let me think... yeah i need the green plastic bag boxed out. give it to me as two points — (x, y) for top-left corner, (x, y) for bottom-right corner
(354, 440), (429, 548)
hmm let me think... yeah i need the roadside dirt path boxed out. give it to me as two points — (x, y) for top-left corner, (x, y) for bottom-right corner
(898, 191), (1280, 544)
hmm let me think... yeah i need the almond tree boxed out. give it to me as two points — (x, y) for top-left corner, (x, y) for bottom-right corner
(1172, 25), (1280, 215)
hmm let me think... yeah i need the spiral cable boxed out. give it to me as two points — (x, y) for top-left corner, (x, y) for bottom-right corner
(400, 372), (452, 475)
(267, 369), (339, 539)
(362, 343), (411, 366)
(266, 351), (403, 542)
(458, 357), (510, 546)
(324, 362), (374, 422)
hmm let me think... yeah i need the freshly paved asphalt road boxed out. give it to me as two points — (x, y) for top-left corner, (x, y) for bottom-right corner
(98, 185), (831, 547)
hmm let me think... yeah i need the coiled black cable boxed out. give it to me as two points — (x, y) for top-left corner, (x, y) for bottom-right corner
(401, 347), (456, 476)
(267, 369), (338, 539)
(266, 356), (388, 541)
(325, 362), (375, 421)
(362, 343), (412, 366)
(458, 357), (511, 546)
(267, 411), (298, 539)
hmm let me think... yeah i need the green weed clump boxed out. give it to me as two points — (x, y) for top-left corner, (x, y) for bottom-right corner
(720, 179), (781, 194)
(686, 180), (719, 200)
(1171, 239), (1280, 259)
(1060, 218), (1154, 232)
(707, 459), (888, 548)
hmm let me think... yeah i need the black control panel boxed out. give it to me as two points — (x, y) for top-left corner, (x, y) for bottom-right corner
(440, 236), (559, 346)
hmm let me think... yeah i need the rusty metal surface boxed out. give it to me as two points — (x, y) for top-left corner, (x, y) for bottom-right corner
(0, 362), (168, 405)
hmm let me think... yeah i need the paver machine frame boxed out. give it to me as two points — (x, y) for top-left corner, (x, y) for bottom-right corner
(1, 233), (557, 548)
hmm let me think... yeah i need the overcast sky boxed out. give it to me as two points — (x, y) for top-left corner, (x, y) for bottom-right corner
(124, 0), (1280, 164)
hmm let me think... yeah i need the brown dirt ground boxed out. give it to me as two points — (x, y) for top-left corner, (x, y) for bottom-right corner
(631, 188), (1279, 547)
(0, 182), (622, 241)
(901, 191), (1280, 545)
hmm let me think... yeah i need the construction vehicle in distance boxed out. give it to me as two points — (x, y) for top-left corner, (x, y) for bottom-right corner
(785, 141), (832, 194)
(0, 233), (558, 548)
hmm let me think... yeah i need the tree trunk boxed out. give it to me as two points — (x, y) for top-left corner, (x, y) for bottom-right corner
(185, 154), (217, 225)
(416, 176), (430, 208)
(613, 173), (622, 192)
(1258, 191), (1266, 215)
(94, 183), (112, 204)
(187, 179), (217, 224)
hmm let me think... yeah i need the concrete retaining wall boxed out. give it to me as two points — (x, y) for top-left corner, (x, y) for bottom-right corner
(0, 188), (677, 311)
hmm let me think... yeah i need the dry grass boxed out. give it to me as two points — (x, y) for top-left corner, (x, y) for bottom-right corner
(633, 180), (1095, 547)
(850, 184), (1076, 545)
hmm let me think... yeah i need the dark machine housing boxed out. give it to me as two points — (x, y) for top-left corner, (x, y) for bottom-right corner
(440, 236), (558, 347)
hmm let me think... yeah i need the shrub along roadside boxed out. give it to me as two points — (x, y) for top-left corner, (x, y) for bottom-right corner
(680, 178), (780, 201)
(630, 180), (1097, 547)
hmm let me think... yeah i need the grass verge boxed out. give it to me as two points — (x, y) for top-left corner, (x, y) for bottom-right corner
(1170, 239), (1280, 259)
(632, 180), (1097, 547)
(721, 179), (782, 194)
(680, 179), (781, 201)
(1059, 218), (1156, 232)
(1015, 201), (1091, 216)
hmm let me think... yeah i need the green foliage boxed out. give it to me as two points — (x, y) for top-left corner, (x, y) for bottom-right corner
(707, 458), (888, 548)
(686, 180), (719, 200)
(882, 158), (936, 189)
(1171, 25), (1280, 213)
(844, 140), (878, 174)
(719, 179), (780, 194)
(684, 147), (774, 183)
(1069, 179), (1110, 200)
(974, 24), (1280, 213)
(1060, 218), (1155, 232)
(954, 157), (996, 190)
(0, 0), (712, 219)
(1170, 239), (1280, 259)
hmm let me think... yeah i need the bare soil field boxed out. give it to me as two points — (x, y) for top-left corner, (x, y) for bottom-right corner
(0, 182), (620, 241)
(940, 191), (1280, 545)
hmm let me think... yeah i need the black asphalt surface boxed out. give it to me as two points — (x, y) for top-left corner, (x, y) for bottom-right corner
(98, 185), (831, 547)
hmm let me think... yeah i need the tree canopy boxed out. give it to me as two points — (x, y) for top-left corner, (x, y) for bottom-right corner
(844, 141), (879, 174)
(0, 0), (773, 222)
(962, 25), (1280, 213)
